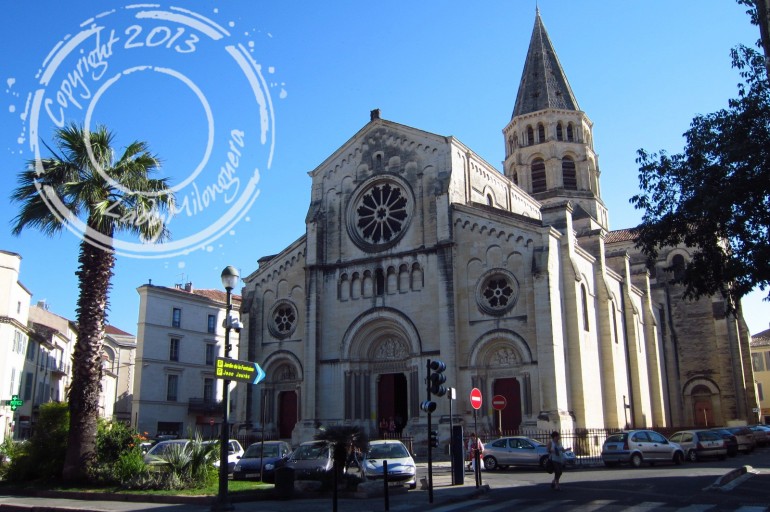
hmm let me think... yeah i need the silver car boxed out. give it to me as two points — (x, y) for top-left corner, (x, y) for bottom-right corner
(359, 440), (417, 489)
(601, 430), (684, 468)
(669, 430), (727, 462)
(482, 436), (575, 470)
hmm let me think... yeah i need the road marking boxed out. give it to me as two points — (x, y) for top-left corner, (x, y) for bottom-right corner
(678, 505), (717, 511)
(623, 503), (667, 511)
(575, 500), (616, 511)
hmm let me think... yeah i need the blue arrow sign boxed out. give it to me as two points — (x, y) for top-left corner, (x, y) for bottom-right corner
(253, 363), (265, 385)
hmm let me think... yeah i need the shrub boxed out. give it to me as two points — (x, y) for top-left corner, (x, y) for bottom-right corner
(5, 402), (69, 481)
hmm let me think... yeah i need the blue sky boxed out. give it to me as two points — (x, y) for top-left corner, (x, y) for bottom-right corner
(1, 1), (767, 336)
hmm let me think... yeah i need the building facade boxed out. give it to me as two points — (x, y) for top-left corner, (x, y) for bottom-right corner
(236, 10), (756, 444)
(751, 327), (770, 424)
(0, 251), (31, 443)
(132, 282), (241, 438)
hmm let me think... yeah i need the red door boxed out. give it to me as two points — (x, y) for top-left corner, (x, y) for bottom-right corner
(493, 378), (521, 432)
(693, 400), (714, 427)
(377, 373), (408, 436)
(278, 391), (297, 439)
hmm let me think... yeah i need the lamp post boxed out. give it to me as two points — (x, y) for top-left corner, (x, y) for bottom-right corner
(213, 266), (239, 512)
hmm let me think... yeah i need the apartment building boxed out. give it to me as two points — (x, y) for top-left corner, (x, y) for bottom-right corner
(751, 326), (770, 424)
(132, 282), (241, 438)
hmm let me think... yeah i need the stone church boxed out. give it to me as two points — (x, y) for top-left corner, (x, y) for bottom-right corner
(237, 10), (756, 443)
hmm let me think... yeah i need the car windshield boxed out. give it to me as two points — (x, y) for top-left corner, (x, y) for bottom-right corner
(245, 444), (281, 458)
(293, 444), (328, 460)
(149, 441), (186, 456)
(368, 443), (409, 459)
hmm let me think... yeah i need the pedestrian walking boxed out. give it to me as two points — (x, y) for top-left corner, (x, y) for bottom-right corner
(466, 432), (484, 471)
(547, 431), (564, 490)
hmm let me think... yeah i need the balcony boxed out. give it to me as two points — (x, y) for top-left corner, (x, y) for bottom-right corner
(51, 362), (70, 377)
(188, 397), (223, 414)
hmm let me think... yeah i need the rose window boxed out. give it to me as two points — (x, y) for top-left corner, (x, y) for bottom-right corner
(348, 177), (413, 251)
(268, 300), (298, 338)
(476, 269), (519, 315)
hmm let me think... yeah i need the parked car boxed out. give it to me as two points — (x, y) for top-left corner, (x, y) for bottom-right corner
(285, 441), (334, 481)
(601, 430), (684, 468)
(143, 439), (191, 465)
(357, 440), (417, 489)
(669, 430), (726, 462)
(726, 426), (756, 453)
(710, 428), (739, 457)
(749, 425), (770, 446)
(232, 440), (292, 482)
(482, 436), (576, 470)
(204, 440), (244, 473)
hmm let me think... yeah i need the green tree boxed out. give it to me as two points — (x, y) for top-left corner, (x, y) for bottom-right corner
(630, 45), (770, 310)
(11, 123), (174, 482)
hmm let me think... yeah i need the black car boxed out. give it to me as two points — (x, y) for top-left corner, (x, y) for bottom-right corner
(710, 428), (739, 457)
(233, 440), (292, 482)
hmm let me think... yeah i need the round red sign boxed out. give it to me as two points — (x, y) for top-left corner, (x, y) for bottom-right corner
(492, 395), (507, 410)
(470, 387), (483, 410)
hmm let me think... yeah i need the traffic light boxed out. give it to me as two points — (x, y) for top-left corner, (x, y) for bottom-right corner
(429, 360), (447, 397)
(429, 430), (439, 448)
(420, 400), (437, 413)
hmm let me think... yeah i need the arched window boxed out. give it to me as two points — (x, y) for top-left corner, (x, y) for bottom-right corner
(567, 123), (574, 142)
(581, 284), (590, 331)
(671, 254), (686, 281)
(562, 157), (577, 190)
(531, 159), (546, 193)
(375, 268), (385, 296)
(512, 171), (518, 186)
(527, 126), (534, 145)
(486, 193), (494, 206)
(537, 123), (545, 142)
(556, 122), (563, 141)
(612, 303), (619, 343)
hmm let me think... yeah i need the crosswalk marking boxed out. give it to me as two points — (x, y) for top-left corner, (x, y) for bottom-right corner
(677, 505), (716, 512)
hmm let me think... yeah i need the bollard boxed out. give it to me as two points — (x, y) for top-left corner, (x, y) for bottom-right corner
(383, 459), (389, 511)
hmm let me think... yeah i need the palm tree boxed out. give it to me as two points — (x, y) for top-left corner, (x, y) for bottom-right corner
(314, 425), (369, 511)
(11, 123), (174, 482)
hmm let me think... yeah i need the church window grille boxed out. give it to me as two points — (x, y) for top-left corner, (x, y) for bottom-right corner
(476, 269), (519, 315)
(527, 126), (534, 145)
(562, 157), (577, 190)
(537, 123), (545, 142)
(581, 284), (590, 331)
(269, 300), (298, 339)
(349, 177), (413, 251)
(567, 123), (574, 142)
(556, 122), (563, 140)
(531, 159), (546, 193)
(671, 254), (686, 281)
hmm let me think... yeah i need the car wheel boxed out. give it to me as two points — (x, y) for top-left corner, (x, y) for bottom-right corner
(687, 450), (698, 462)
(630, 453), (643, 468)
(673, 451), (684, 465)
(484, 456), (498, 471)
(409, 482), (417, 490)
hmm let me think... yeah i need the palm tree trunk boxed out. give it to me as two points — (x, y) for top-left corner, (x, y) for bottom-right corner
(62, 233), (114, 481)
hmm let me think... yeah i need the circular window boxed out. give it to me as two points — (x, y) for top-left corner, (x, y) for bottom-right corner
(268, 300), (298, 339)
(347, 176), (413, 251)
(476, 269), (519, 315)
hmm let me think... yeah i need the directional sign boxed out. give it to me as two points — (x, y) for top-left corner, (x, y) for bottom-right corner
(215, 357), (266, 385)
(492, 395), (507, 411)
(470, 388), (483, 410)
(9, 395), (23, 411)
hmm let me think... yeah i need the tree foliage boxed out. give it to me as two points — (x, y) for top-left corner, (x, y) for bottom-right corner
(631, 45), (770, 310)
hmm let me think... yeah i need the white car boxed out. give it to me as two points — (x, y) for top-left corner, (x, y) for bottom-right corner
(205, 439), (244, 473)
(359, 440), (417, 489)
(143, 439), (190, 465)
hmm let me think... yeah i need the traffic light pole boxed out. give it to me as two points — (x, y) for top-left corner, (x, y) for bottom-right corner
(426, 359), (434, 504)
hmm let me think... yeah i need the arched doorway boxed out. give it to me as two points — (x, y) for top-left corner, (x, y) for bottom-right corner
(493, 377), (522, 432)
(278, 390), (297, 438)
(377, 373), (408, 435)
(692, 385), (714, 427)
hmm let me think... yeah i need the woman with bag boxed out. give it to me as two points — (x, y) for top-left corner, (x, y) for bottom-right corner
(546, 431), (564, 490)
(466, 432), (484, 471)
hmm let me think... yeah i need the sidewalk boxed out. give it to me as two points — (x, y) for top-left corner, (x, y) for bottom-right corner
(0, 462), (485, 512)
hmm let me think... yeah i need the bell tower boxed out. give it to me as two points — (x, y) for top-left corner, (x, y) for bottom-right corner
(503, 9), (608, 230)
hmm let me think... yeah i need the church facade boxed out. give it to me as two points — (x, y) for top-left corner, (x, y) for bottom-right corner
(236, 11), (756, 444)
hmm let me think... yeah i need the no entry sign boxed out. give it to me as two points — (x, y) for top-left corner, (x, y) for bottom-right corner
(492, 395), (507, 410)
(470, 388), (483, 410)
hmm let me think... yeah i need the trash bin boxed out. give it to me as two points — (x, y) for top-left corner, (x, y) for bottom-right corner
(274, 466), (295, 499)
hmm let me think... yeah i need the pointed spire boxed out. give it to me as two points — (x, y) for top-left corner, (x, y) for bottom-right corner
(512, 10), (580, 118)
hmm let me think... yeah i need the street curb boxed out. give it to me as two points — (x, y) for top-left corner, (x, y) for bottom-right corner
(704, 465), (756, 491)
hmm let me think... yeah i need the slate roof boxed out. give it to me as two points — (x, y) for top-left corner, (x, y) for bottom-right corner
(512, 9), (580, 118)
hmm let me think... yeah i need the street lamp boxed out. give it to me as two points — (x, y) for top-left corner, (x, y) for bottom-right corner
(213, 265), (239, 512)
